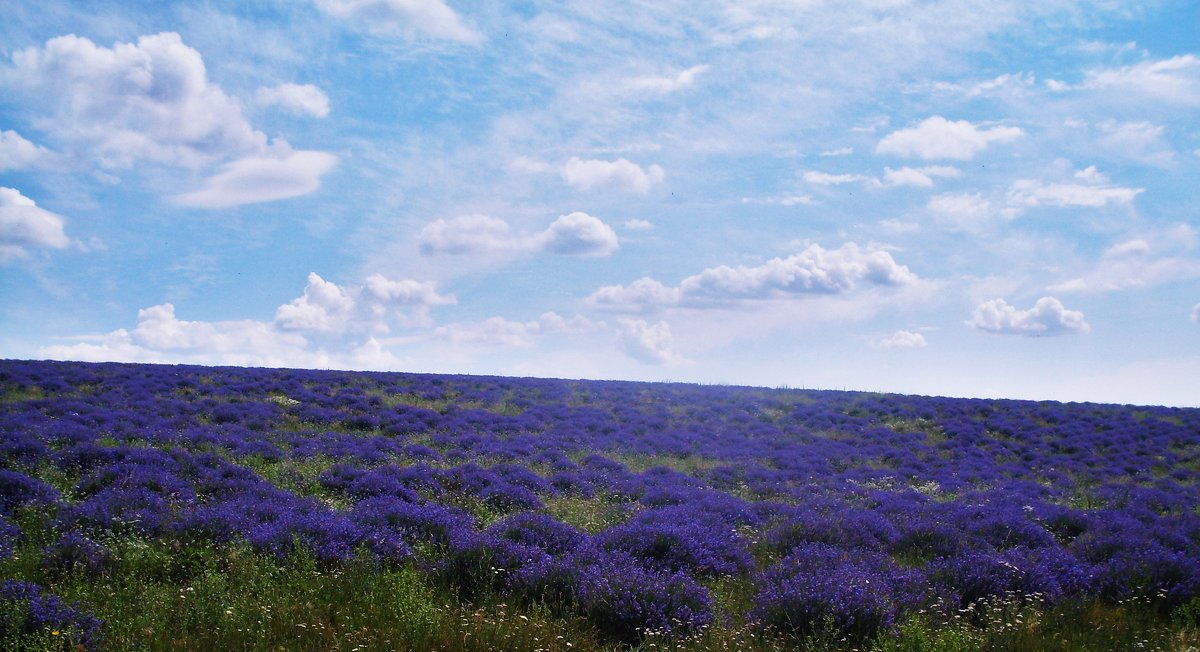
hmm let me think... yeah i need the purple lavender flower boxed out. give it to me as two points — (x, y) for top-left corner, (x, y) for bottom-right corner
(0, 580), (103, 649)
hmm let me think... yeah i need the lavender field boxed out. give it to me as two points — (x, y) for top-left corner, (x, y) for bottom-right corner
(1, 359), (1198, 650)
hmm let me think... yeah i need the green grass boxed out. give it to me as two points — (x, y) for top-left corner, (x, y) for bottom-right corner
(4, 525), (1199, 651)
(544, 494), (637, 534)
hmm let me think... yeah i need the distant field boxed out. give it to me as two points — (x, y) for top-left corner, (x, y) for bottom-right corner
(1, 359), (1198, 651)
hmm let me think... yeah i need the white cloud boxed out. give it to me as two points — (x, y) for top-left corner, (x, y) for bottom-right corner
(680, 243), (917, 303)
(561, 157), (664, 194)
(588, 277), (682, 312)
(0, 131), (53, 171)
(42, 303), (318, 368)
(536, 212), (620, 257)
(347, 337), (406, 371)
(276, 272), (454, 333)
(435, 316), (544, 348)
(315, 0), (482, 44)
(624, 219), (653, 231)
(362, 274), (457, 310)
(741, 195), (814, 206)
(968, 296), (1090, 336)
(132, 303), (298, 352)
(274, 272), (356, 332)
(628, 64), (709, 93)
(418, 214), (517, 255)
(0, 187), (70, 262)
(934, 72), (1037, 98)
(173, 146), (339, 208)
(617, 318), (684, 364)
(42, 272), (455, 367)
(1048, 257), (1200, 294)
(1072, 165), (1108, 183)
(803, 171), (868, 185)
(1078, 55), (1200, 105)
(926, 193), (994, 227)
(820, 147), (854, 157)
(876, 116), (1023, 160)
(508, 156), (552, 174)
(1049, 225), (1200, 294)
(871, 330), (928, 349)
(1096, 121), (1174, 165)
(1104, 239), (1150, 257)
(881, 166), (960, 188)
(878, 219), (919, 234)
(255, 83), (331, 118)
(1192, 303), (1200, 324)
(3, 33), (264, 168)
(1007, 179), (1142, 208)
(3, 32), (338, 206)
(420, 212), (619, 257)
(588, 243), (917, 311)
(433, 312), (599, 349)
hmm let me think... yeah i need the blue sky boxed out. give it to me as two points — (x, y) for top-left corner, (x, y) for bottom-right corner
(2, 0), (1198, 406)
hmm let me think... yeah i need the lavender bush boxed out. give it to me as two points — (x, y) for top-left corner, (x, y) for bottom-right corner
(0, 359), (1197, 648)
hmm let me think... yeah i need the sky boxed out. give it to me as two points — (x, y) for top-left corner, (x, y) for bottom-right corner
(1, 1), (1198, 407)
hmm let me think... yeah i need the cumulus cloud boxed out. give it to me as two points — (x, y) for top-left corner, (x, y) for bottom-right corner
(617, 318), (684, 364)
(315, 0), (482, 43)
(624, 219), (653, 230)
(255, 83), (331, 118)
(680, 243), (916, 302)
(275, 272), (455, 333)
(43, 272), (455, 367)
(871, 330), (928, 349)
(881, 166), (960, 188)
(363, 274), (457, 308)
(3, 33), (264, 168)
(561, 157), (664, 194)
(968, 297), (1090, 336)
(42, 303), (316, 368)
(133, 303), (299, 353)
(876, 116), (1023, 160)
(274, 273), (356, 332)
(628, 64), (709, 93)
(535, 212), (620, 257)
(0, 131), (54, 171)
(1192, 303), (1200, 324)
(588, 242), (917, 311)
(3, 32), (338, 207)
(420, 212), (619, 258)
(173, 146), (339, 208)
(0, 187), (70, 262)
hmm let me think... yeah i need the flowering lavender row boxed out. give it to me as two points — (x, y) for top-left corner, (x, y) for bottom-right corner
(1, 359), (1198, 644)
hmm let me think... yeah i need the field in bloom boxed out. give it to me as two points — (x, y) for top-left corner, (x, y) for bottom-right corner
(1, 359), (1198, 651)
